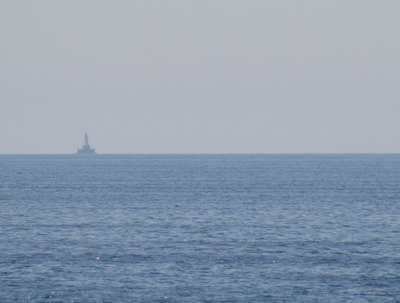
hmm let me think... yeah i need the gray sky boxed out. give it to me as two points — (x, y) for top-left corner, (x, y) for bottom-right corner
(1, 1), (400, 154)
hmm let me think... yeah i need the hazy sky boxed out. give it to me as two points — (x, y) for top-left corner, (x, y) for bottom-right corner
(1, 1), (400, 153)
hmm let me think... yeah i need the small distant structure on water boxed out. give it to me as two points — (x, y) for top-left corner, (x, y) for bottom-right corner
(77, 133), (95, 154)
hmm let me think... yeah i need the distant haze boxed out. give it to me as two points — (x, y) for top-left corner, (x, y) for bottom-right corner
(1, 1), (400, 154)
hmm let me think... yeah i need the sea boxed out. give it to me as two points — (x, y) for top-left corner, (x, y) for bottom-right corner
(1, 154), (399, 302)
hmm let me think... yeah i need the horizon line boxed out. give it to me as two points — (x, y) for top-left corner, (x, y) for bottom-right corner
(1, 152), (400, 156)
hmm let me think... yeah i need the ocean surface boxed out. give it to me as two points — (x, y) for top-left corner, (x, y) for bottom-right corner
(1, 154), (400, 302)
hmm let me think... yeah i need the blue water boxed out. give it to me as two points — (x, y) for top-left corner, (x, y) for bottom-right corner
(1, 154), (400, 302)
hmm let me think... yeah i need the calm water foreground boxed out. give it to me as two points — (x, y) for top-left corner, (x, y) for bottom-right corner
(1, 154), (400, 302)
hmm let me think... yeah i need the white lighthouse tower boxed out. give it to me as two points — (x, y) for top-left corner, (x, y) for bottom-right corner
(77, 133), (96, 154)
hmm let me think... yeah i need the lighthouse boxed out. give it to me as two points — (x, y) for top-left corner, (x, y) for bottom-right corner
(77, 133), (96, 154)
